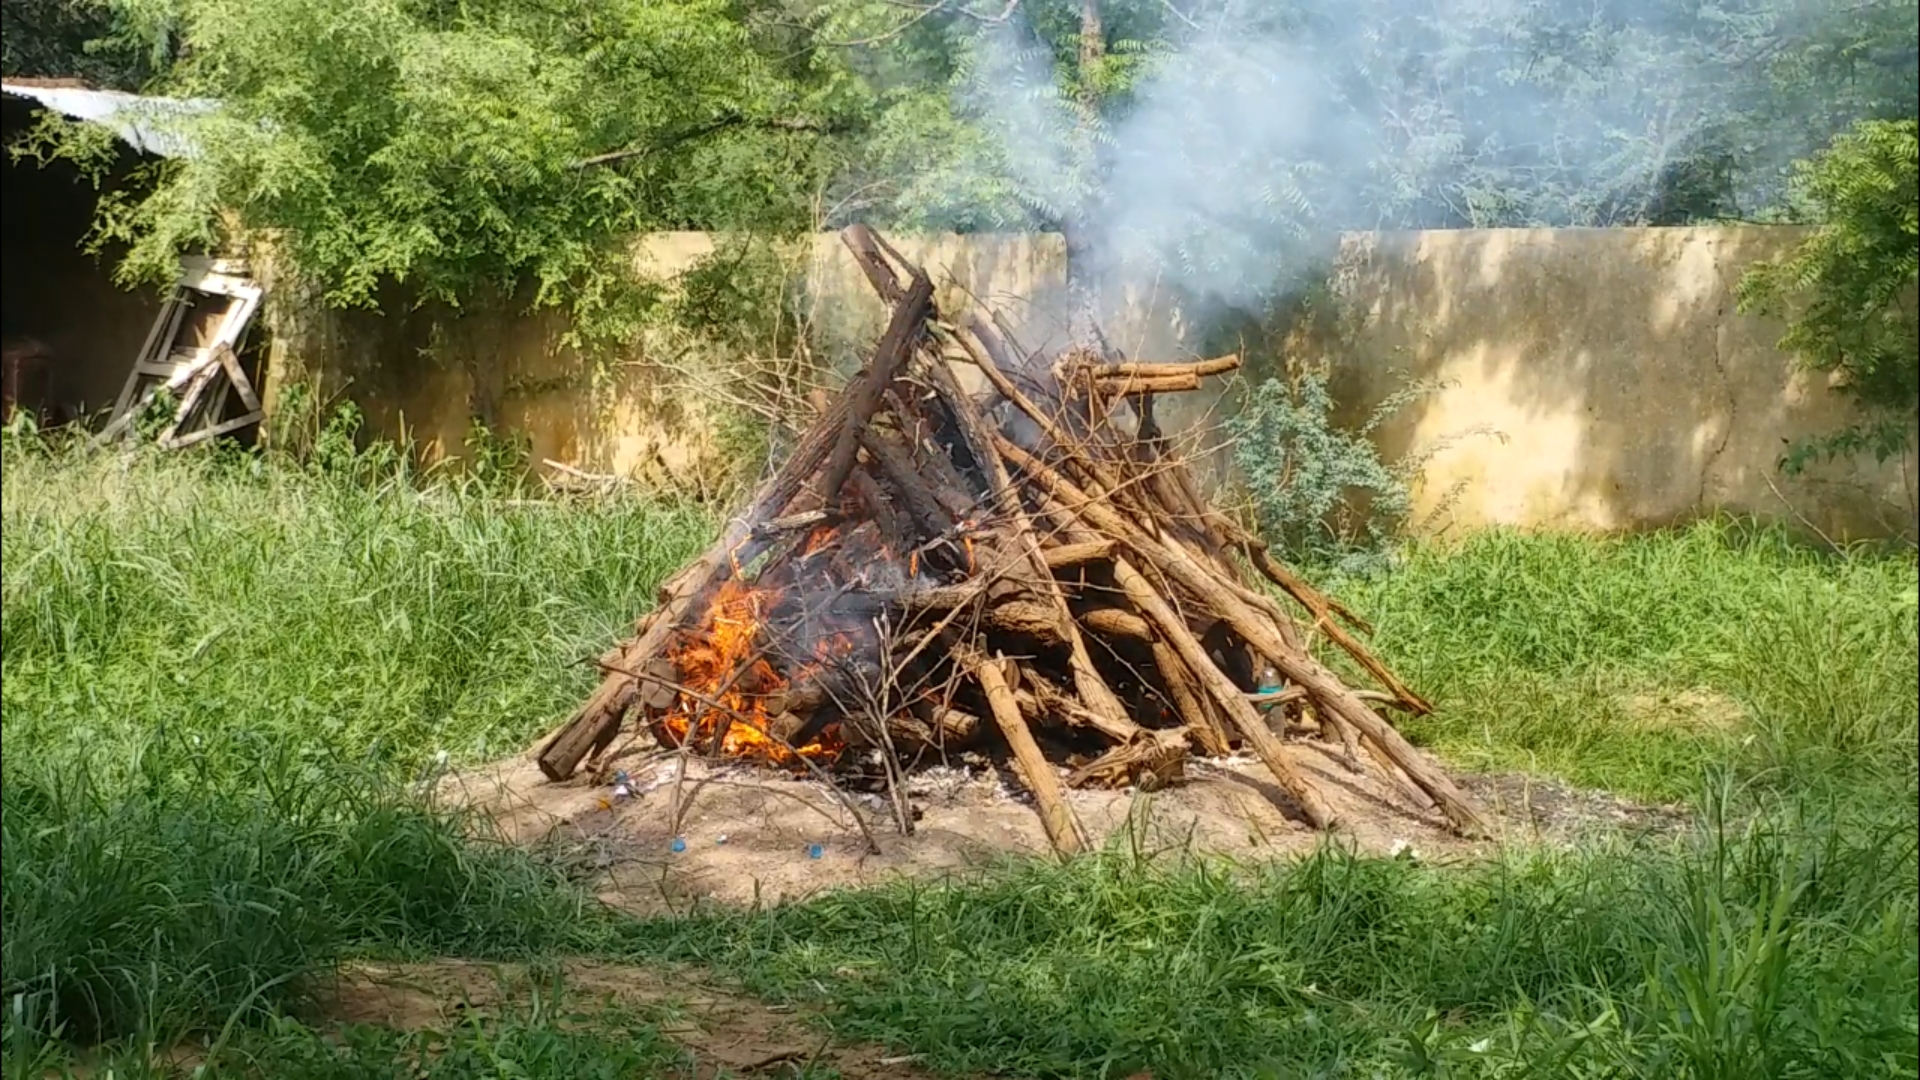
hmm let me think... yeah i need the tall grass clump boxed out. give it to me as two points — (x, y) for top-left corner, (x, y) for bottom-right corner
(1, 441), (716, 773)
(2, 438), (710, 1052)
(0, 745), (598, 1050)
(632, 789), (1917, 1078)
(1331, 522), (1919, 802)
(6, 431), (1916, 1076)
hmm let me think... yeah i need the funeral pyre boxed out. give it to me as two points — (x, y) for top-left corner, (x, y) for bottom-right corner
(535, 226), (1485, 854)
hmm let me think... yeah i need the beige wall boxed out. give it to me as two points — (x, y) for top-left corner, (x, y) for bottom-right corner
(1317, 228), (1916, 541)
(262, 234), (753, 493)
(261, 226), (1916, 540)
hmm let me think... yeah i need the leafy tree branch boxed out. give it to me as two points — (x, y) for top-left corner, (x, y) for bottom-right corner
(1738, 118), (1919, 472)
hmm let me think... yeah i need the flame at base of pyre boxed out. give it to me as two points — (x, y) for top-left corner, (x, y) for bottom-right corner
(648, 516), (928, 769)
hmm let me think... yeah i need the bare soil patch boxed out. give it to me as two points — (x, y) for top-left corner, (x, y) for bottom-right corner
(1622, 686), (1749, 732)
(442, 742), (1685, 916)
(319, 957), (946, 1080)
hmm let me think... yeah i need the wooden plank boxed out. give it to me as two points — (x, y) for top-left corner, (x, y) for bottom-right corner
(157, 364), (221, 446)
(166, 410), (264, 449)
(216, 344), (263, 412)
(177, 259), (260, 299)
(105, 293), (185, 432)
(128, 288), (180, 373)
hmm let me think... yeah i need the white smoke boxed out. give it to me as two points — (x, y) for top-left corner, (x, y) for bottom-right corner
(944, 0), (1754, 313)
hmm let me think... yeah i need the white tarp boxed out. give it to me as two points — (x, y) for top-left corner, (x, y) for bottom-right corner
(1, 81), (214, 159)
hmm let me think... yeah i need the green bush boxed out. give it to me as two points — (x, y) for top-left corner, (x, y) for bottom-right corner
(1738, 118), (1919, 472)
(1227, 375), (1412, 574)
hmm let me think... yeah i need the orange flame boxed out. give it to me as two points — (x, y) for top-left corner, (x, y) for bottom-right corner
(657, 531), (851, 766)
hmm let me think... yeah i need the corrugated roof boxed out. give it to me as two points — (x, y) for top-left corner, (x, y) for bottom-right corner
(1, 81), (214, 158)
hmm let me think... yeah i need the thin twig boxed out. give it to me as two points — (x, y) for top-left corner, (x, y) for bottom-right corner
(595, 659), (885, 854)
(1764, 472), (1845, 556)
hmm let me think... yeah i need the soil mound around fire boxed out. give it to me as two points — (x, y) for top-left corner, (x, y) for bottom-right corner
(533, 225), (1486, 856)
(443, 751), (1686, 916)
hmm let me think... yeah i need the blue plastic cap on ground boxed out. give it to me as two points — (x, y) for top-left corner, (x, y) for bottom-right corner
(670, 837), (687, 853)
(807, 843), (824, 859)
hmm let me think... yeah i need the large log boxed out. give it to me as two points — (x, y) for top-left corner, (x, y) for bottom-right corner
(536, 548), (727, 780)
(1111, 551), (1333, 828)
(1093, 373), (1202, 396)
(923, 351), (1139, 744)
(818, 271), (933, 503)
(1026, 488), (1331, 824)
(1080, 355), (1241, 380)
(967, 649), (1087, 857)
(1042, 539), (1114, 569)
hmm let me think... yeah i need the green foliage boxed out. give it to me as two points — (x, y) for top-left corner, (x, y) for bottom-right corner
(205, 1009), (689, 1079)
(1228, 374), (1412, 575)
(1226, 371), (1480, 576)
(0, 0), (162, 89)
(1738, 118), (1919, 472)
(634, 798), (1916, 1079)
(0, 751), (587, 1046)
(809, 0), (1919, 244)
(0, 443), (716, 780)
(4, 447), (1916, 1074)
(0, 441), (707, 1047)
(29, 0), (847, 352)
(1334, 522), (1919, 801)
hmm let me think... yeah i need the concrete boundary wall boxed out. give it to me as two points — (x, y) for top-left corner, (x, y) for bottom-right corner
(1315, 228), (1916, 541)
(262, 226), (1917, 541)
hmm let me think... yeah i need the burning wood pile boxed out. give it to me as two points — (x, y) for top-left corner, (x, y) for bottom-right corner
(536, 226), (1485, 853)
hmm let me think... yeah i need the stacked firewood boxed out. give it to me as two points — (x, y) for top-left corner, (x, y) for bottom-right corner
(536, 226), (1486, 853)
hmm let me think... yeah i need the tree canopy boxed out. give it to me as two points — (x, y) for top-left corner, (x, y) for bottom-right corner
(6, 0), (1915, 330)
(14, 0), (858, 345)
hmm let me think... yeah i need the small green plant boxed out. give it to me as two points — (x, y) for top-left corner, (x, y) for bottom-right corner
(304, 400), (407, 485)
(1228, 373), (1462, 575)
(1738, 118), (1919, 474)
(1, 403), (41, 446)
(130, 388), (179, 445)
(461, 415), (533, 496)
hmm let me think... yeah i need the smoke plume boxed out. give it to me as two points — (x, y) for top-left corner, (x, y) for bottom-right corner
(946, 0), (1791, 316)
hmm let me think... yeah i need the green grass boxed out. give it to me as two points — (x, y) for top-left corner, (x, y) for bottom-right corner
(1335, 525), (1920, 802)
(3, 439), (1916, 1078)
(1, 445), (713, 773)
(630, 799), (1917, 1078)
(1, 445), (698, 1066)
(6, 999), (724, 1080)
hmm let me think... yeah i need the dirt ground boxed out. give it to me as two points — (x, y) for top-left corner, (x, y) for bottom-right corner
(320, 957), (954, 1080)
(301, 748), (1688, 1078)
(439, 740), (1689, 917)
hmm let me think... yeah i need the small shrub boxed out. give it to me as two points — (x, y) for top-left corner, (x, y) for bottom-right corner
(1738, 118), (1919, 473)
(1227, 372), (1487, 575)
(1230, 373), (1410, 574)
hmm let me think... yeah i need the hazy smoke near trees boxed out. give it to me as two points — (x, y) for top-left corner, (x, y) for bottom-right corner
(910, 0), (1918, 311)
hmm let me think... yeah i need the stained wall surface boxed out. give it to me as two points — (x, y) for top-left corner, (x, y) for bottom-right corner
(262, 226), (1916, 540)
(1315, 228), (1915, 541)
